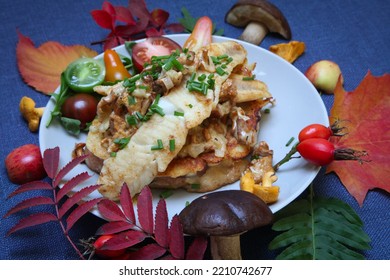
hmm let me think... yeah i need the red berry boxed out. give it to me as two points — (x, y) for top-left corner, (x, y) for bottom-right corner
(298, 123), (332, 142)
(297, 138), (335, 166)
(93, 235), (126, 258)
(5, 144), (46, 184)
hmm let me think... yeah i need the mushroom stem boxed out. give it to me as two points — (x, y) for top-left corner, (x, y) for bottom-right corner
(239, 22), (268, 45)
(210, 235), (242, 260)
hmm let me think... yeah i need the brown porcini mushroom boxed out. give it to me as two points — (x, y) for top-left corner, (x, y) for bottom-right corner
(225, 0), (292, 45)
(179, 190), (273, 259)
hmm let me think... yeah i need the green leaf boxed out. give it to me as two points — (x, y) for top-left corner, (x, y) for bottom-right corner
(178, 7), (224, 35)
(60, 117), (81, 135)
(269, 186), (371, 260)
(46, 72), (71, 127)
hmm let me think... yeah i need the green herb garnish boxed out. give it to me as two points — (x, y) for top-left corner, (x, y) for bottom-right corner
(114, 137), (130, 149)
(151, 139), (164, 150)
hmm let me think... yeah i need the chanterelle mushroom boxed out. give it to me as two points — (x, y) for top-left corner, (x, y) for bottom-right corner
(225, 0), (292, 45)
(19, 96), (45, 132)
(179, 190), (273, 259)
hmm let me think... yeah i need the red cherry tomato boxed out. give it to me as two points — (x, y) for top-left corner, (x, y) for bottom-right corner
(298, 124), (332, 142)
(104, 49), (131, 82)
(61, 93), (98, 129)
(297, 138), (335, 166)
(93, 235), (126, 258)
(131, 37), (182, 72)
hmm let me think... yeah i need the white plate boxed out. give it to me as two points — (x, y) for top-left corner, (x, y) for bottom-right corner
(39, 34), (328, 221)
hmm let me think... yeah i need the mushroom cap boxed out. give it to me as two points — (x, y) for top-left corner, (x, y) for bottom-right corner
(225, 0), (292, 40)
(179, 190), (273, 236)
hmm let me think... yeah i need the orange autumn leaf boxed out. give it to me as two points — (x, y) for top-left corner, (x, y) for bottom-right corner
(16, 31), (98, 94)
(326, 71), (390, 205)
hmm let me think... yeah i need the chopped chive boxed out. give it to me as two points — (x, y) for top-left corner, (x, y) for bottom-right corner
(217, 54), (228, 59)
(128, 95), (136, 105)
(174, 111), (184, 117)
(221, 64), (227, 69)
(127, 74), (140, 83)
(160, 190), (174, 199)
(216, 66), (227, 76)
(135, 111), (145, 121)
(185, 201), (190, 207)
(138, 85), (149, 90)
(285, 137), (295, 147)
(169, 139), (175, 151)
(151, 105), (165, 116)
(126, 115), (138, 126)
(264, 108), (271, 114)
(201, 83), (209, 95)
(151, 139), (164, 150)
(189, 72), (196, 82)
(243, 75), (256, 81)
(172, 59), (184, 71)
(113, 137), (130, 149)
(154, 93), (161, 104)
(110, 152), (117, 157)
(190, 183), (201, 190)
(197, 74), (206, 81)
(211, 56), (220, 65)
(187, 104), (193, 108)
(126, 85), (136, 93)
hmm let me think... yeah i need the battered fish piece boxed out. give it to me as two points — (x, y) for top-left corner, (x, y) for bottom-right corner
(93, 41), (247, 200)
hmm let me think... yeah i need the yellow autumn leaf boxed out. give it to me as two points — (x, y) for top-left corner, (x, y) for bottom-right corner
(16, 31), (98, 95)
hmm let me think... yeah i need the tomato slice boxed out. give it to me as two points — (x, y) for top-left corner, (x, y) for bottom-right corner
(131, 37), (182, 72)
(64, 58), (105, 92)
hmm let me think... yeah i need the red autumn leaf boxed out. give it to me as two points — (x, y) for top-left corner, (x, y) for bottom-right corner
(56, 172), (92, 201)
(127, 243), (166, 260)
(326, 72), (390, 205)
(91, 10), (114, 30)
(66, 198), (102, 231)
(58, 184), (100, 218)
(137, 187), (154, 234)
(150, 9), (169, 27)
(53, 154), (89, 188)
(165, 23), (186, 34)
(7, 212), (58, 235)
(114, 6), (136, 25)
(185, 236), (208, 260)
(97, 199), (127, 222)
(7, 181), (52, 198)
(95, 221), (134, 235)
(102, 0), (116, 16)
(169, 215), (185, 259)
(43, 146), (60, 179)
(16, 32), (98, 94)
(146, 27), (164, 37)
(101, 230), (146, 250)
(119, 184), (135, 223)
(4, 197), (54, 218)
(154, 199), (169, 248)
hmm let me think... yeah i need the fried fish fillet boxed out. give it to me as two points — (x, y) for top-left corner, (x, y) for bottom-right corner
(91, 41), (247, 200)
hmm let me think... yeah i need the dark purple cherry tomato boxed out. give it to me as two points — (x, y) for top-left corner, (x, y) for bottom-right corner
(61, 93), (98, 129)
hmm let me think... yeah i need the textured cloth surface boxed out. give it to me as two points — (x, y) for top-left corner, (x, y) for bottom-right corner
(0, 0), (389, 260)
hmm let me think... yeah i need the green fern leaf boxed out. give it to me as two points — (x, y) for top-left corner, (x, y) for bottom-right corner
(269, 189), (371, 260)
